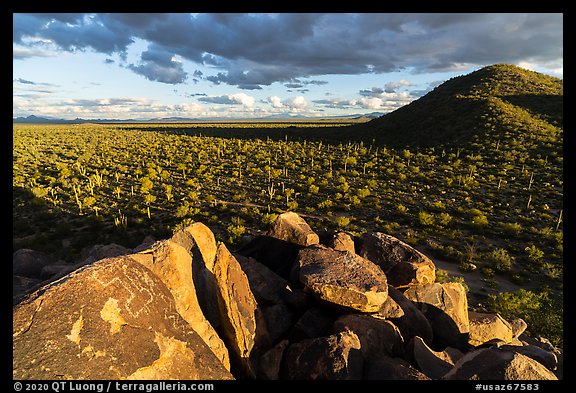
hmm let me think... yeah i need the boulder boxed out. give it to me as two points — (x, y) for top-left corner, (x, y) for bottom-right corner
(297, 245), (388, 312)
(13, 256), (233, 380)
(377, 291), (405, 319)
(501, 345), (558, 371)
(281, 331), (363, 380)
(129, 230), (230, 371)
(329, 232), (355, 253)
(289, 307), (335, 341)
(13, 249), (57, 278)
(234, 253), (307, 309)
(407, 336), (463, 379)
(257, 340), (289, 380)
(510, 318), (528, 339)
(468, 311), (513, 347)
(443, 347), (558, 380)
(80, 243), (131, 265)
(364, 356), (431, 380)
(212, 243), (258, 378)
(40, 264), (72, 280)
(358, 232), (435, 288)
(333, 314), (404, 359)
(256, 304), (294, 349)
(382, 286), (434, 345)
(13, 275), (41, 300)
(235, 236), (303, 280)
(267, 211), (320, 247)
(404, 283), (469, 349)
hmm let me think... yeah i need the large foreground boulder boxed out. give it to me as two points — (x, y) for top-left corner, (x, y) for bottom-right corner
(359, 232), (435, 288)
(129, 228), (230, 371)
(13, 257), (233, 380)
(212, 243), (259, 377)
(297, 245), (388, 312)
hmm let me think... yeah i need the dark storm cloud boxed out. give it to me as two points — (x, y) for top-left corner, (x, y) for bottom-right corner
(13, 13), (563, 87)
(128, 45), (188, 84)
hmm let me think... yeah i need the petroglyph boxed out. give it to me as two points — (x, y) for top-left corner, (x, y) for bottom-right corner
(66, 314), (83, 345)
(100, 298), (126, 334)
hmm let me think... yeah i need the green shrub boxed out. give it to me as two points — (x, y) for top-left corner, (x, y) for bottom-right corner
(488, 288), (562, 347)
(418, 211), (435, 227)
(487, 248), (515, 272)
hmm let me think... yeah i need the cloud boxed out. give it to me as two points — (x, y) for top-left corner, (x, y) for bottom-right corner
(13, 13), (563, 87)
(266, 95), (308, 110)
(199, 93), (255, 107)
(267, 96), (284, 108)
(13, 46), (57, 60)
(128, 45), (187, 84)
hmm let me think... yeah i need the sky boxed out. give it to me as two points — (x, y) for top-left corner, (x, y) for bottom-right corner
(13, 13), (563, 120)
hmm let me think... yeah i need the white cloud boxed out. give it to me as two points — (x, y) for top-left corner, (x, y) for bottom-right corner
(358, 97), (384, 109)
(267, 96), (284, 108)
(286, 96), (307, 110)
(229, 93), (255, 107)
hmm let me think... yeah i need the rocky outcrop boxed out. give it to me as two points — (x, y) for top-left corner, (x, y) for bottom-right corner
(364, 356), (431, 380)
(281, 331), (363, 380)
(333, 314), (404, 360)
(267, 211), (320, 247)
(13, 257), (233, 380)
(13, 212), (561, 381)
(298, 245), (388, 312)
(381, 286), (434, 345)
(407, 336), (463, 379)
(212, 243), (258, 377)
(443, 347), (558, 380)
(329, 232), (355, 253)
(359, 232), (435, 288)
(404, 283), (470, 349)
(13, 249), (59, 278)
(468, 311), (513, 347)
(128, 231), (231, 371)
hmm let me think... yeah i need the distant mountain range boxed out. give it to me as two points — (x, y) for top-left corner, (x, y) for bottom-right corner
(12, 112), (385, 124)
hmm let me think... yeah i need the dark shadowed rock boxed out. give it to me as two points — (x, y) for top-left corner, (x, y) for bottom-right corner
(404, 283), (469, 350)
(40, 264), (73, 280)
(80, 243), (131, 265)
(281, 331), (363, 380)
(468, 311), (513, 347)
(13, 275), (41, 299)
(329, 232), (356, 253)
(358, 232), (435, 288)
(298, 245), (388, 312)
(257, 340), (289, 380)
(443, 347), (557, 380)
(364, 355), (431, 380)
(256, 304), (294, 349)
(333, 314), (404, 359)
(13, 257), (233, 380)
(289, 307), (335, 341)
(213, 243), (258, 378)
(13, 249), (57, 278)
(234, 253), (308, 310)
(407, 336), (463, 379)
(267, 211), (320, 247)
(382, 286), (434, 345)
(236, 236), (303, 280)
